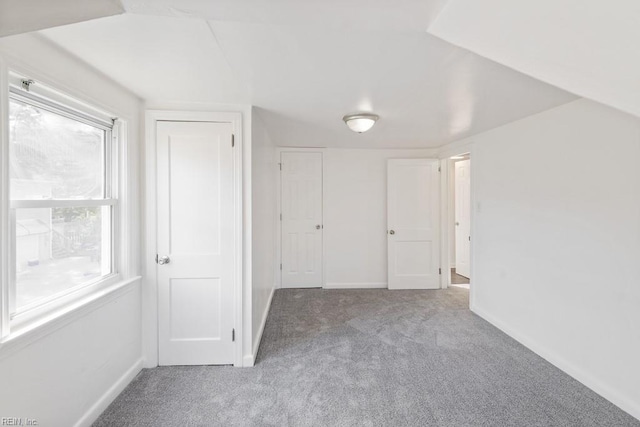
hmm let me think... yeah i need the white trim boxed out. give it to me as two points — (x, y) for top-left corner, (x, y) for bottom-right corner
(275, 147), (327, 289)
(438, 138), (474, 160)
(247, 286), (275, 367)
(324, 282), (387, 289)
(472, 304), (640, 421)
(10, 199), (116, 209)
(274, 149), (281, 290)
(0, 58), (139, 340)
(468, 145), (477, 309)
(8, 81), (114, 130)
(0, 277), (140, 361)
(143, 110), (244, 368)
(233, 117), (245, 369)
(10, 273), (123, 326)
(0, 56), (10, 338)
(0, 42), (139, 124)
(438, 144), (474, 294)
(439, 158), (450, 289)
(73, 358), (143, 427)
(243, 354), (255, 367)
(143, 112), (158, 368)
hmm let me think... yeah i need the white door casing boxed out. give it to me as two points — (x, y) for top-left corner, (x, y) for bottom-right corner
(156, 121), (235, 365)
(455, 159), (471, 278)
(387, 159), (441, 290)
(280, 152), (323, 288)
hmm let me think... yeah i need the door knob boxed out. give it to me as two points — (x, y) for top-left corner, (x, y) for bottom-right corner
(389, 230), (395, 235)
(316, 224), (322, 230)
(158, 255), (170, 265)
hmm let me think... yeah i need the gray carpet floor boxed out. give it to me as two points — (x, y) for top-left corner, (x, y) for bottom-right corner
(94, 287), (639, 426)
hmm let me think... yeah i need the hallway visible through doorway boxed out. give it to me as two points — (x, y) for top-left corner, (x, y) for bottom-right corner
(448, 153), (471, 288)
(451, 268), (470, 289)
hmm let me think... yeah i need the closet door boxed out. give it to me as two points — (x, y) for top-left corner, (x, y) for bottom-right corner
(281, 152), (323, 288)
(387, 159), (440, 289)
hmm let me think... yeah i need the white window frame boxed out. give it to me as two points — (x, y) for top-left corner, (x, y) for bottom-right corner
(1, 73), (124, 336)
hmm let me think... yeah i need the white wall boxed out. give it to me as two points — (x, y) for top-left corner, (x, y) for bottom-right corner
(0, 286), (141, 426)
(324, 148), (436, 288)
(0, 33), (143, 426)
(250, 108), (276, 362)
(460, 99), (640, 420)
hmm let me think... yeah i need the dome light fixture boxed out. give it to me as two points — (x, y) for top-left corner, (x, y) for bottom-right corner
(343, 113), (379, 133)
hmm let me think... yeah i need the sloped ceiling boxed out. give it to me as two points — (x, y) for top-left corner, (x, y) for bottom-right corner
(429, 0), (640, 118)
(0, 0), (124, 37)
(35, 0), (578, 148)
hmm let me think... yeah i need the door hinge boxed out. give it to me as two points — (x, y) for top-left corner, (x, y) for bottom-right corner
(232, 134), (235, 147)
(232, 328), (235, 342)
(279, 163), (282, 171)
(155, 254), (158, 264)
(439, 268), (442, 275)
(469, 236), (471, 241)
(280, 263), (282, 270)
(280, 213), (282, 221)
(438, 166), (441, 172)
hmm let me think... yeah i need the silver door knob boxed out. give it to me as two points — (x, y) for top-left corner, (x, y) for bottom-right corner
(158, 255), (170, 265)
(316, 225), (321, 230)
(389, 230), (395, 235)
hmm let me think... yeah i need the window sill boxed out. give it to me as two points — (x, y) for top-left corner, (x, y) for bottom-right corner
(0, 276), (141, 361)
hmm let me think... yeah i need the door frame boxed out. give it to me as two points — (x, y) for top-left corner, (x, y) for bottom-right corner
(439, 143), (476, 307)
(454, 159), (471, 278)
(275, 147), (327, 289)
(144, 110), (244, 368)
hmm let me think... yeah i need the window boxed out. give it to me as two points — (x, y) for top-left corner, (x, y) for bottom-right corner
(7, 84), (118, 323)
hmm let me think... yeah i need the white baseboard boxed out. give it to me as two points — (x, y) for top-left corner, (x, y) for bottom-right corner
(74, 358), (143, 427)
(243, 354), (254, 367)
(324, 282), (387, 289)
(245, 286), (276, 367)
(472, 305), (640, 422)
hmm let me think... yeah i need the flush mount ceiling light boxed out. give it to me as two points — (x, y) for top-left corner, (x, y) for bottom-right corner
(343, 113), (379, 133)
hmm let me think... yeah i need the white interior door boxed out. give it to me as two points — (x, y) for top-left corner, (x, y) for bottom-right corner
(455, 159), (471, 278)
(281, 152), (323, 288)
(157, 121), (235, 366)
(387, 159), (440, 290)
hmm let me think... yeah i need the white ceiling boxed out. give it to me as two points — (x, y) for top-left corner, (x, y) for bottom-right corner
(0, 0), (123, 37)
(38, 0), (578, 148)
(121, 0), (450, 32)
(429, 0), (640, 119)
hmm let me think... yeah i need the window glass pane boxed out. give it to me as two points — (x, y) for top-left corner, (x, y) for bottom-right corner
(15, 206), (112, 309)
(9, 99), (105, 200)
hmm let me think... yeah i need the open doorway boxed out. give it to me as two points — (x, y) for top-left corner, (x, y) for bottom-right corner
(449, 154), (471, 289)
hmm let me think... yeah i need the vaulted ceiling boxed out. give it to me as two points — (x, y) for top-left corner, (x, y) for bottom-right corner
(0, 0), (123, 37)
(429, 0), (640, 119)
(32, 0), (578, 148)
